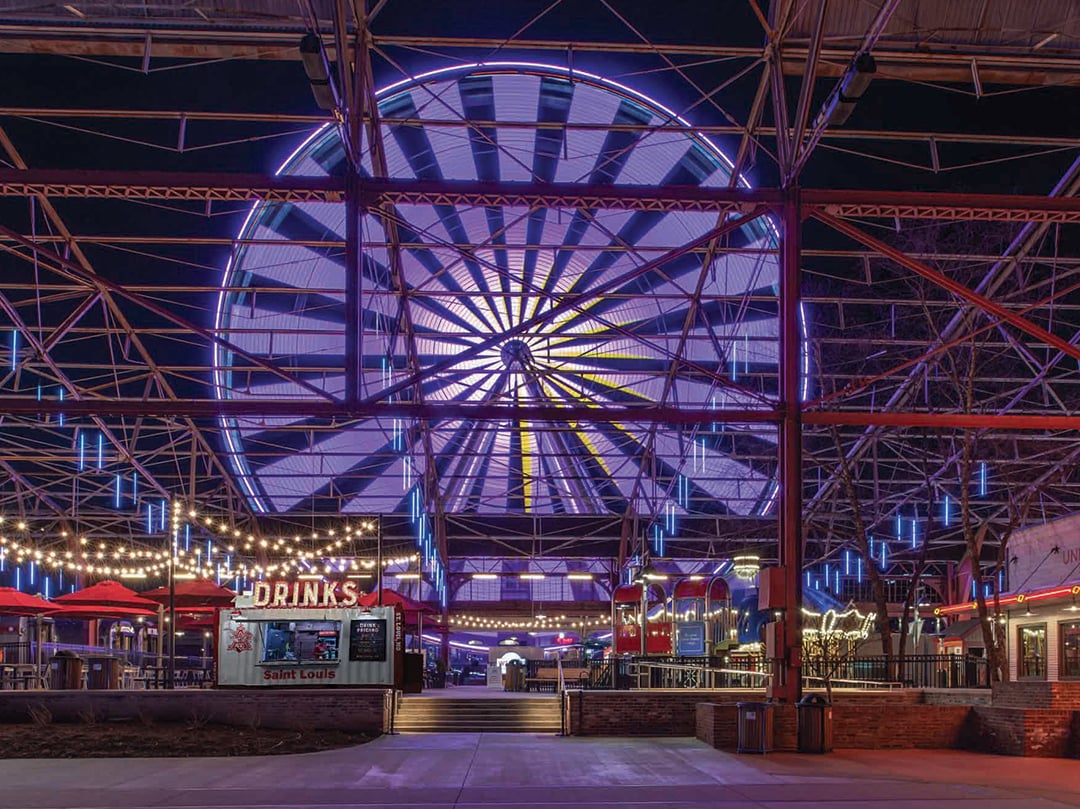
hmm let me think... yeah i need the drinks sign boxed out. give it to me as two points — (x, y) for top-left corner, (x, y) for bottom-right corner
(251, 580), (362, 609)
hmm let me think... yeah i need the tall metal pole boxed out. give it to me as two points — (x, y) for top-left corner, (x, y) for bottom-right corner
(344, 169), (362, 405)
(776, 189), (804, 702)
(166, 555), (175, 690)
(376, 516), (383, 606)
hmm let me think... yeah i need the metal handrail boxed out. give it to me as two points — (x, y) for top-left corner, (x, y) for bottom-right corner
(635, 661), (772, 677)
(803, 676), (903, 690)
(633, 660), (773, 689)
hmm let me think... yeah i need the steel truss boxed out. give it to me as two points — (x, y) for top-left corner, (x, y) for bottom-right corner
(0, 4), (1079, 665)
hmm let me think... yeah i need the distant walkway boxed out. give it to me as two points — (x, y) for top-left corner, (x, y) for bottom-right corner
(1, 733), (1078, 808)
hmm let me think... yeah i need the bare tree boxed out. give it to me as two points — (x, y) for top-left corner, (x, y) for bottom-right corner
(830, 426), (893, 668)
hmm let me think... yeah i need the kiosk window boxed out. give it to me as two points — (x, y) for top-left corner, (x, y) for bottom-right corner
(259, 620), (341, 664)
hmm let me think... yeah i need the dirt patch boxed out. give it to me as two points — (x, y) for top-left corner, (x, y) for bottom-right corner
(0, 720), (374, 758)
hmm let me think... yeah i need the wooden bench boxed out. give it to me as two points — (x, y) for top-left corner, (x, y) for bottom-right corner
(524, 667), (590, 692)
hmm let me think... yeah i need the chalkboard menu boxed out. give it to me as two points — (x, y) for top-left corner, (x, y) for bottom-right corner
(349, 618), (388, 662)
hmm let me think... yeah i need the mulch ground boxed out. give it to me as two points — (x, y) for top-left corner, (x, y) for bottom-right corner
(0, 720), (373, 757)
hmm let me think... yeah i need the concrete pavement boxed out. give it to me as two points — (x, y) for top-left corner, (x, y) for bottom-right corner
(0, 733), (1077, 808)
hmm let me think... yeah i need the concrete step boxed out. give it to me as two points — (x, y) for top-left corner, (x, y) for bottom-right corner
(394, 697), (562, 734)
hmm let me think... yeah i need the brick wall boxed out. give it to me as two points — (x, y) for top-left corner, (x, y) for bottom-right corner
(970, 706), (1077, 757)
(833, 704), (971, 749)
(566, 690), (759, 736)
(566, 689), (942, 738)
(992, 681), (1080, 709)
(923, 688), (992, 706)
(0, 688), (391, 733)
(696, 702), (969, 752)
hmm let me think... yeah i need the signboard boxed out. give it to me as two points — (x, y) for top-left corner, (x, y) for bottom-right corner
(1009, 513), (1080, 592)
(349, 618), (388, 662)
(676, 621), (707, 656)
(251, 580), (361, 609)
(393, 605), (404, 689)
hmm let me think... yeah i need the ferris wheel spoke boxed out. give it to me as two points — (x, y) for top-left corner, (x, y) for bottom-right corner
(218, 64), (785, 518)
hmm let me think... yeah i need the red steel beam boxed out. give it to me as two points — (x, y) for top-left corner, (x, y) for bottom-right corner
(0, 222), (335, 402)
(775, 191), (803, 703)
(804, 189), (1080, 223)
(814, 210), (1080, 367)
(4, 398), (1079, 430)
(804, 411), (1080, 429)
(8, 171), (1080, 221)
(0, 398), (779, 424)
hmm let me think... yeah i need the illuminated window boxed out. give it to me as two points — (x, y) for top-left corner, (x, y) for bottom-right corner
(1060, 621), (1080, 679)
(1018, 624), (1047, 680)
(259, 620), (340, 664)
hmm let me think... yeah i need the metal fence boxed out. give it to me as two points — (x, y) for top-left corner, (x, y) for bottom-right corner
(572, 653), (988, 691)
(802, 654), (989, 689)
(0, 642), (30, 664)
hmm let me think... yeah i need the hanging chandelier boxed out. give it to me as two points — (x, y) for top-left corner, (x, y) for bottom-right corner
(732, 555), (761, 581)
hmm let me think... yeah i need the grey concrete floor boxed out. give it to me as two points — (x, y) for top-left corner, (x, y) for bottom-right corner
(1, 733), (1077, 809)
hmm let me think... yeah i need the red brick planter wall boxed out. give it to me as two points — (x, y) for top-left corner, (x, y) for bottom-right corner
(564, 690), (760, 736)
(695, 702), (969, 752)
(992, 682), (1080, 710)
(971, 706), (1077, 757)
(0, 688), (392, 733)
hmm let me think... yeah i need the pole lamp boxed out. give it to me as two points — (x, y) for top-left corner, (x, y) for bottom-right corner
(166, 552), (176, 690)
(376, 515), (383, 607)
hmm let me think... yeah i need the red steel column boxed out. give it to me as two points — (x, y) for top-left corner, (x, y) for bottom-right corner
(344, 169), (362, 404)
(776, 189), (804, 702)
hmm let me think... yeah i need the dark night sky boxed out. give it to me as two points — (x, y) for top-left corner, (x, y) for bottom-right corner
(2, 2), (1078, 326)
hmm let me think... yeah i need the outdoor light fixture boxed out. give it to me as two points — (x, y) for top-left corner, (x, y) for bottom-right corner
(815, 52), (877, 127)
(1024, 605), (1035, 617)
(299, 33), (337, 111)
(732, 555), (761, 581)
(1068, 599), (1080, 613)
(519, 573), (545, 580)
(394, 573), (421, 580)
(566, 573), (594, 581)
(472, 573), (498, 580)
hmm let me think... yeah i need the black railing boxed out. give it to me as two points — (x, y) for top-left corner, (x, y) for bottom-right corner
(575, 653), (989, 690)
(803, 654), (989, 689)
(0, 642), (31, 664)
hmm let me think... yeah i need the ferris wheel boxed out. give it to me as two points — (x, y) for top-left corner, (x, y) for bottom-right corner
(214, 63), (782, 524)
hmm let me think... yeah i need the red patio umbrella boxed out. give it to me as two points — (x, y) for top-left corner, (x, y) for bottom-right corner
(51, 580), (159, 611)
(46, 603), (157, 621)
(141, 579), (236, 609)
(0, 587), (55, 617)
(357, 588), (436, 615)
(0, 588), (57, 678)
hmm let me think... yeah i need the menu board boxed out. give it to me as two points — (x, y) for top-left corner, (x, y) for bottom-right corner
(348, 618), (388, 662)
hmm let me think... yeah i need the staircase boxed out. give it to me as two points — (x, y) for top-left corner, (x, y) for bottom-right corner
(393, 695), (562, 733)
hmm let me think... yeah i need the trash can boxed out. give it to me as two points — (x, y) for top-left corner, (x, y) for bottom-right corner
(736, 701), (774, 753)
(49, 651), (84, 690)
(797, 693), (833, 753)
(86, 657), (121, 690)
